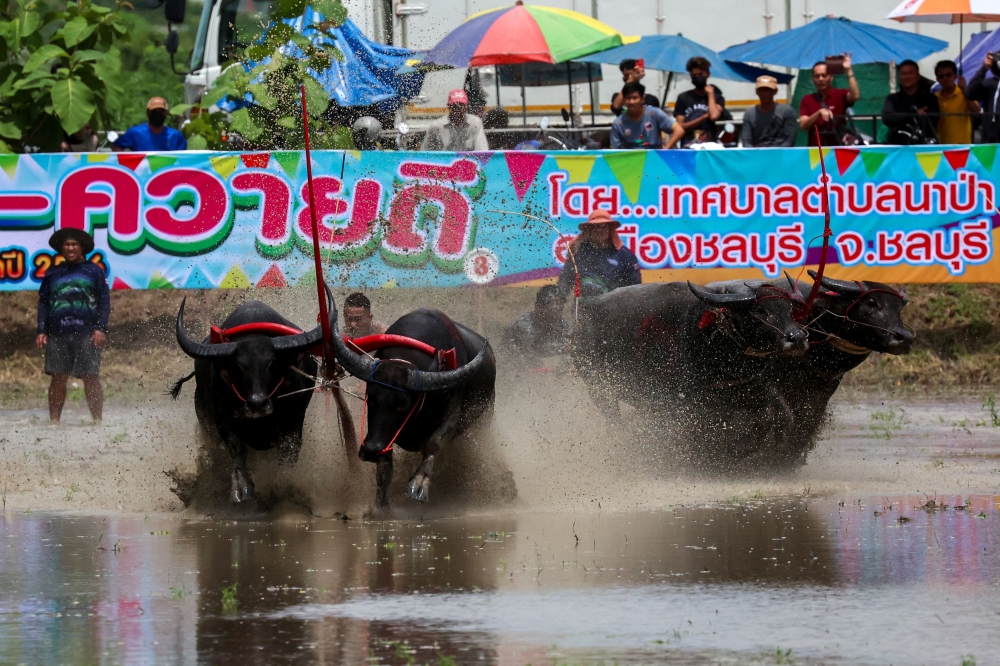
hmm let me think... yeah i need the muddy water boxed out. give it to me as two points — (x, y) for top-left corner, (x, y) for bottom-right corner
(1, 496), (998, 665)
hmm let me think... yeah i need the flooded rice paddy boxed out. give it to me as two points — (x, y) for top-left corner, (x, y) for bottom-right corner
(1, 385), (999, 664)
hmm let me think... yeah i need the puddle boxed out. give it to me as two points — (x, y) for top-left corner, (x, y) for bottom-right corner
(1, 496), (998, 664)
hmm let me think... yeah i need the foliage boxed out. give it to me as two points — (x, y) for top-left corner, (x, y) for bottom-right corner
(220, 582), (237, 612)
(177, 106), (229, 150)
(196, 0), (354, 151)
(0, 0), (130, 152)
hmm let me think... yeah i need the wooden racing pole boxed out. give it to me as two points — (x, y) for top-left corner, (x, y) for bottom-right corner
(799, 125), (833, 318)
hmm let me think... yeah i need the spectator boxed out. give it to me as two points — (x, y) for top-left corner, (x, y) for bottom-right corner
(502, 285), (570, 359)
(112, 97), (187, 152)
(36, 229), (109, 423)
(421, 89), (489, 151)
(798, 55), (860, 146)
(741, 76), (798, 147)
(674, 57), (725, 147)
(935, 60), (979, 144)
(882, 60), (940, 145)
(342, 292), (388, 339)
(610, 82), (684, 150)
(556, 209), (641, 299)
(965, 53), (1000, 143)
(610, 59), (660, 117)
(61, 123), (98, 152)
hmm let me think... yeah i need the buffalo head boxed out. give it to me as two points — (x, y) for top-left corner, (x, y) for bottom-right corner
(176, 298), (324, 418)
(807, 272), (913, 354)
(690, 278), (808, 355)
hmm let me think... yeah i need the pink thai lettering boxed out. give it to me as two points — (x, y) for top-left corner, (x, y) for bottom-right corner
(694, 233), (721, 265)
(749, 233), (777, 276)
(638, 233), (668, 267)
(145, 168), (229, 240)
(720, 234), (748, 266)
(672, 185), (699, 217)
(701, 185), (727, 217)
(619, 224), (638, 254)
(0, 194), (51, 216)
(384, 184), (472, 259)
(950, 171), (977, 213)
(728, 185), (755, 216)
(562, 186), (590, 217)
(875, 184), (902, 214)
(835, 231), (865, 265)
(961, 219), (991, 263)
(904, 230), (933, 264)
(231, 171), (292, 246)
(295, 176), (349, 242)
(776, 224), (805, 265)
(667, 234), (694, 266)
(57, 166), (141, 241)
(903, 182), (931, 214)
(294, 177), (383, 254)
(548, 172), (566, 217)
(772, 185), (798, 216)
(552, 233), (577, 265)
(877, 231), (905, 263)
(399, 158), (478, 183)
(846, 183), (874, 215)
(591, 186), (619, 215)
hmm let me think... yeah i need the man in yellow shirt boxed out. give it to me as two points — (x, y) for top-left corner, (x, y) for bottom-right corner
(935, 60), (979, 144)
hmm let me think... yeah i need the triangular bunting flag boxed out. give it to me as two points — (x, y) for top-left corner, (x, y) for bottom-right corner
(808, 148), (821, 170)
(273, 151), (301, 178)
(972, 144), (997, 171)
(603, 151), (647, 203)
(470, 152), (494, 166)
(255, 264), (287, 288)
(916, 152), (942, 178)
(219, 264), (252, 288)
(209, 155), (240, 180)
(85, 154), (111, 163)
(834, 148), (860, 175)
(117, 153), (146, 171)
(943, 148), (970, 171)
(147, 271), (175, 289)
(296, 268), (317, 287)
(147, 155), (177, 172)
(240, 153), (270, 169)
(348, 150), (361, 160)
(183, 266), (215, 289)
(0, 154), (18, 179)
(860, 151), (888, 177)
(504, 153), (547, 202)
(111, 276), (131, 290)
(380, 278), (397, 288)
(554, 154), (597, 184)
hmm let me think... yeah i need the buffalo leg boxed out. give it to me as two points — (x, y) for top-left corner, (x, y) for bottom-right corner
(218, 422), (255, 503)
(406, 405), (461, 503)
(376, 453), (393, 509)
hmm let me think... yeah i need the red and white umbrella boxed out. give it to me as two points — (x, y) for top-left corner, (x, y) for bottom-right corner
(887, 0), (1000, 24)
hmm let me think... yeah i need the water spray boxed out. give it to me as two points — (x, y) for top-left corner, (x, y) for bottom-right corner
(488, 209), (582, 321)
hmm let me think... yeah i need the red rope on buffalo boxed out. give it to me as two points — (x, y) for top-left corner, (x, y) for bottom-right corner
(799, 125), (834, 320)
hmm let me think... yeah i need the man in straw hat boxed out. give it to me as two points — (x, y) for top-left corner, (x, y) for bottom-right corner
(556, 209), (641, 300)
(35, 228), (109, 423)
(741, 75), (798, 148)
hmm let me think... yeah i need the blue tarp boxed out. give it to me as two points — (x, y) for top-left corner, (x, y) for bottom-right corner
(720, 16), (948, 69)
(223, 12), (423, 113)
(574, 34), (792, 84)
(956, 29), (997, 77)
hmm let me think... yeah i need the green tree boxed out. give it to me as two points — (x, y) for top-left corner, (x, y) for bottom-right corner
(197, 0), (353, 150)
(0, 0), (130, 152)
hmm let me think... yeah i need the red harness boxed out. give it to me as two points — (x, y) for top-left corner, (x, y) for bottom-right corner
(209, 322), (306, 403)
(351, 334), (457, 456)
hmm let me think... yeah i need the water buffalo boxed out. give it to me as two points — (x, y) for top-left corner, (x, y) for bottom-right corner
(571, 279), (808, 463)
(171, 299), (327, 503)
(330, 304), (494, 508)
(765, 273), (913, 462)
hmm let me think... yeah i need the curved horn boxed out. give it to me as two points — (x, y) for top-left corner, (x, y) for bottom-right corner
(688, 282), (756, 306)
(271, 324), (324, 353)
(325, 283), (379, 380)
(807, 270), (863, 295)
(176, 297), (237, 360)
(403, 342), (489, 393)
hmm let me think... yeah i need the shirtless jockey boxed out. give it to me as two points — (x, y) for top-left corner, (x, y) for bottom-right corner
(342, 292), (388, 339)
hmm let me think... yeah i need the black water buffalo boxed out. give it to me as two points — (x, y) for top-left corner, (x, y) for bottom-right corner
(330, 304), (494, 508)
(171, 299), (327, 503)
(765, 273), (913, 461)
(571, 279), (808, 462)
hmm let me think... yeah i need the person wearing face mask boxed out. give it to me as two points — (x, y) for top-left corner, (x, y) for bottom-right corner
(966, 53), (1000, 144)
(673, 57), (725, 147)
(112, 97), (187, 152)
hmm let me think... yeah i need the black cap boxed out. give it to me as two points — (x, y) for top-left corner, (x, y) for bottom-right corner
(48, 228), (95, 254)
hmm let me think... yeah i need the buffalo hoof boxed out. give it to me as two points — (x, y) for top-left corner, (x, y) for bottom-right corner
(406, 477), (429, 503)
(231, 471), (255, 504)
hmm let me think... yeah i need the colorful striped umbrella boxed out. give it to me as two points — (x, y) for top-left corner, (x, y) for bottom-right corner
(421, 1), (633, 68)
(886, 0), (1000, 23)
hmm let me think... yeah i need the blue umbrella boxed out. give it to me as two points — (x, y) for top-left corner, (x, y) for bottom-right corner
(956, 28), (997, 76)
(719, 16), (948, 69)
(574, 34), (791, 83)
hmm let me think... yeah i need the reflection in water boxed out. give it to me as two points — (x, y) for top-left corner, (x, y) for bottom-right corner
(1, 496), (998, 664)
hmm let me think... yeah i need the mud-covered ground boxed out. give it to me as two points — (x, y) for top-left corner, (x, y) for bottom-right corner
(1, 286), (998, 664)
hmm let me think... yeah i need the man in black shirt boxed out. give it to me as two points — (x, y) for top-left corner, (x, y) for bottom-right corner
(610, 59), (660, 117)
(966, 52), (1000, 143)
(674, 56), (725, 147)
(882, 59), (940, 144)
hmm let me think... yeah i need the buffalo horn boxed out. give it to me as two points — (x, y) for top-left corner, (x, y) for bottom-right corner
(271, 323), (324, 353)
(176, 297), (237, 360)
(403, 342), (488, 392)
(688, 282), (756, 306)
(807, 270), (863, 295)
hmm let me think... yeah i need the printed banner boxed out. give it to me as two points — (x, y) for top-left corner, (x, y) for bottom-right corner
(0, 146), (997, 291)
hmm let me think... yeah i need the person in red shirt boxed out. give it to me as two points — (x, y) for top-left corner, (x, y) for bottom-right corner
(798, 55), (860, 146)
